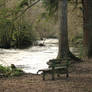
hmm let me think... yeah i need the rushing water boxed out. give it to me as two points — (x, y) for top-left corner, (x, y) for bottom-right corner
(0, 39), (59, 74)
(0, 39), (79, 74)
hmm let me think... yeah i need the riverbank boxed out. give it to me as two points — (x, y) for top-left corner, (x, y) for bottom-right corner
(0, 59), (92, 92)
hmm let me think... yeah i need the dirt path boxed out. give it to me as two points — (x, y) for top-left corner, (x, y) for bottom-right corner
(0, 60), (92, 92)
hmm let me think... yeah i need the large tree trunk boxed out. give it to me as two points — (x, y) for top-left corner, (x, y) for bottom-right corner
(58, 0), (69, 59)
(57, 0), (81, 61)
(82, 0), (92, 58)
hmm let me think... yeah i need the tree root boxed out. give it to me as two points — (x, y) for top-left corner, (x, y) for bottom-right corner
(68, 51), (83, 62)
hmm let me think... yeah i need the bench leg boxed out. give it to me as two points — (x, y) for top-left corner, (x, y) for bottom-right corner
(57, 73), (60, 78)
(43, 72), (45, 80)
(52, 74), (55, 80)
(66, 70), (69, 78)
(52, 70), (55, 80)
(66, 73), (69, 78)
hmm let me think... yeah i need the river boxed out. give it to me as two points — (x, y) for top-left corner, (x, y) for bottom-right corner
(0, 39), (79, 74)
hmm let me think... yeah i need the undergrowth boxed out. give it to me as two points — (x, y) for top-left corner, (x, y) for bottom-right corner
(0, 65), (24, 77)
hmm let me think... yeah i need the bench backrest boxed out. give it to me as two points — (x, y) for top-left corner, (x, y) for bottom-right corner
(48, 58), (71, 69)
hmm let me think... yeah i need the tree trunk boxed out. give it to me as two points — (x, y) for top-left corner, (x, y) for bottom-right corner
(82, 0), (92, 58)
(58, 0), (69, 59)
(57, 0), (81, 61)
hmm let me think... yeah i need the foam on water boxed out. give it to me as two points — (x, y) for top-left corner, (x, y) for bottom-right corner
(0, 39), (58, 74)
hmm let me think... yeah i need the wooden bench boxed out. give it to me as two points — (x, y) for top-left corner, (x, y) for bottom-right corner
(37, 65), (69, 80)
(37, 58), (70, 80)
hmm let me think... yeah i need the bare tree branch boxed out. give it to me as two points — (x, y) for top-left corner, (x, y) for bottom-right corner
(14, 0), (40, 21)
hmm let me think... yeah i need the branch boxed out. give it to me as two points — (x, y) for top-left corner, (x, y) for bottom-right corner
(14, 0), (40, 21)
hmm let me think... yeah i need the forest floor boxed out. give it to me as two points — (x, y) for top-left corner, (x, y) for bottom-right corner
(0, 59), (92, 92)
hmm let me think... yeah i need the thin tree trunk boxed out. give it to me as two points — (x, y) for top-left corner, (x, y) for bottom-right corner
(82, 0), (88, 57)
(82, 0), (92, 58)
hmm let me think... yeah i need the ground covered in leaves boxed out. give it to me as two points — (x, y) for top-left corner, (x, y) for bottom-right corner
(0, 59), (92, 92)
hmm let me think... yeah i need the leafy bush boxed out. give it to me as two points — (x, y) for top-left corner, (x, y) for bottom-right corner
(0, 18), (37, 49)
(0, 3), (37, 49)
(12, 22), (37, 48)
(0, 65), (24, 77)
(10, 68), (24, 76)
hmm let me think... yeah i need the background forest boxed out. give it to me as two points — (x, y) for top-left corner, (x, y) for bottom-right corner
(0, 0), (83, 49)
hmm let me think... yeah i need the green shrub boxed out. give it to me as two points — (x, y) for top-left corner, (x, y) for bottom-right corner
(0, 65), (10, 73)
(10, 68), (24, 76)
(0, 65), (24, 77)
(13, 23), (37, 48)
(0, 7), (37, 49)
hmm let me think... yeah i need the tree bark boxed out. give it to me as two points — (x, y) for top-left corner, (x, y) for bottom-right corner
(57, 0), (81, 61)
(82, 0), (92, 58)
(58, 0), (69, 59)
